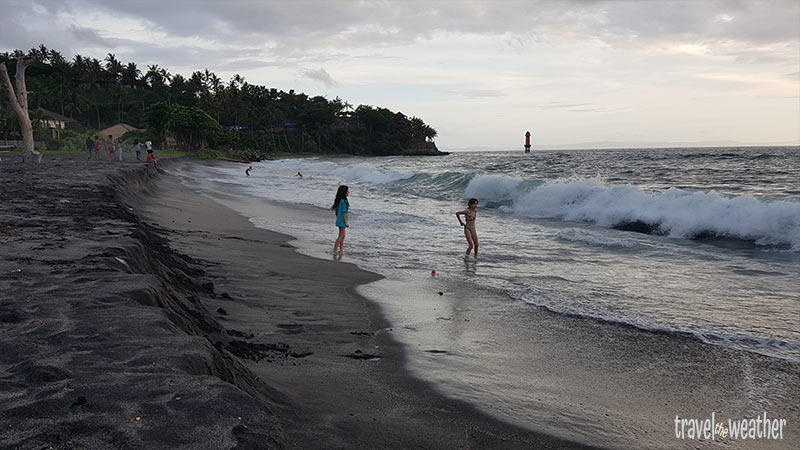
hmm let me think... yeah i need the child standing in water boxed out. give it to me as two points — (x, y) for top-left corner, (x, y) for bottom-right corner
(456, 198), (479, 258)
(332, 185), (349, 254)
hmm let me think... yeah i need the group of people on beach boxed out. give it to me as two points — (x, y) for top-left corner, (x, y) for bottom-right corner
(331, 184), (479, 259)
(85, 136), (157, 166)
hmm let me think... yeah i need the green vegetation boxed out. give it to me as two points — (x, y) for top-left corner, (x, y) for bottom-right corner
(1, 45), (442, 158)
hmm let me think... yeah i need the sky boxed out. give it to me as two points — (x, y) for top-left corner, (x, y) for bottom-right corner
(1, 0), (798, 150)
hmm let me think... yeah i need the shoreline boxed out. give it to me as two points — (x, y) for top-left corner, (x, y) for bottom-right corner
(172, 159), (799, 449)
(1, 156), (596, 449)
(143, 160), (599, 449)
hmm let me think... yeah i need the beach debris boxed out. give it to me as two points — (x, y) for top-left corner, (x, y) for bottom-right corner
(350, 331), (374, 336)
(113, 256), (130, 268)
(129, 416), (141, 423)
(174, 396), (181, 401)
(343, 349), (382, 361)
(425, 349), (449, 355)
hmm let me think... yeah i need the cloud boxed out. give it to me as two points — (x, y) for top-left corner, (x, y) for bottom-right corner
(302, 68), (337, 87)
(543, 102), (593, 110)
(69, 25), (111, 46)
(447, 89), (507, 98)
(17, 1), (794, 53)
(3, 1), (798, 66)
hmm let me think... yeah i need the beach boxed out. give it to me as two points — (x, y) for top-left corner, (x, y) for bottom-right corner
(0, 156), (597, 449)
(161, 151), (799, 450)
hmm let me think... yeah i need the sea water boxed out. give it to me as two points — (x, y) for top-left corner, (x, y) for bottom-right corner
(171, 147), (799, 448)
(183, 147), (800, 363)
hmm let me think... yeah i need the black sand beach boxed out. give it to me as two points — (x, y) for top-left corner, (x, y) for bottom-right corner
(0, 156), (598, 449)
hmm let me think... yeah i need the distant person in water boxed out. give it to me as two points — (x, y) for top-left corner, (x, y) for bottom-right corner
(246, 166), (253, 176)
(332, 185), (349, 254)
(456, 198), (479, 258)
(296, 171), (303, 178)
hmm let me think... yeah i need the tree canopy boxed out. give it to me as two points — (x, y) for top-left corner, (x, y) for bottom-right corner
(0, 45), (440, 156)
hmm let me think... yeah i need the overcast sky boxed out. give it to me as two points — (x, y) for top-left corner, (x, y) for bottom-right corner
(1, 0), (798, 150)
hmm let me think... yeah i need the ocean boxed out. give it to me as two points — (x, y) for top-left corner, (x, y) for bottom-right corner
(171, 146), (799, 448)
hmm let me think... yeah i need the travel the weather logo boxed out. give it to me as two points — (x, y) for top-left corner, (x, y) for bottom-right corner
(674, 412), (787, 440)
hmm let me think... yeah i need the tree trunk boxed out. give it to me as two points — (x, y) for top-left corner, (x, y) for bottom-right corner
(0, 58), (42, 164)
(93, 91), (101, 129)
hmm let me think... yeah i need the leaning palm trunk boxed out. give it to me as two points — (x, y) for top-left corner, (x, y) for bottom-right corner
(0, 57), (42, 164)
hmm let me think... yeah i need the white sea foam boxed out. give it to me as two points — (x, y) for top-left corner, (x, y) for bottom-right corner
(463, 175), (523, 202)
(264, 158), (414, 184)
(467, 176), (800, 250)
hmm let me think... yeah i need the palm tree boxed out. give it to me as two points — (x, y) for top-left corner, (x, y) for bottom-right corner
(121, 62), (141, 88)
(146, 64), (172, 102)
(78, 58), (104, 128)
(47, 50), (70, 115)
(104, 53), (122, 84)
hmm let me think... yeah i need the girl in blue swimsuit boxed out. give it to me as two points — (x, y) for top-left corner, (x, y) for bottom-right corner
(332, 185), (350, 254)
(456, 198), (479, 258)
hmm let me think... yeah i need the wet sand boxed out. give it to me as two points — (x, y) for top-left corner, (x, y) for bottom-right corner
(0, 156), (597, 449)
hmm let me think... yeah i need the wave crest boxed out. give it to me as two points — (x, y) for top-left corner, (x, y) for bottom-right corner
(470, 176), (800, 250)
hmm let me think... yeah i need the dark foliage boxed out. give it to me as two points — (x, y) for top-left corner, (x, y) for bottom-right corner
(0, 46), (440, 155)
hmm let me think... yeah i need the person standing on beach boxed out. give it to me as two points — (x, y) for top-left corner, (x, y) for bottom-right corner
(456, 198), (479, 259)
(117, 140), (124, 162)
(93, 136), (101, 158)
(146, 148), (157, 167)
(107, 135), (115, 161)
(332, 185), (349, 254)
(133, 139), (141, 161)
(85, 136), (93, 160)
(145, 139), (152, 153)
